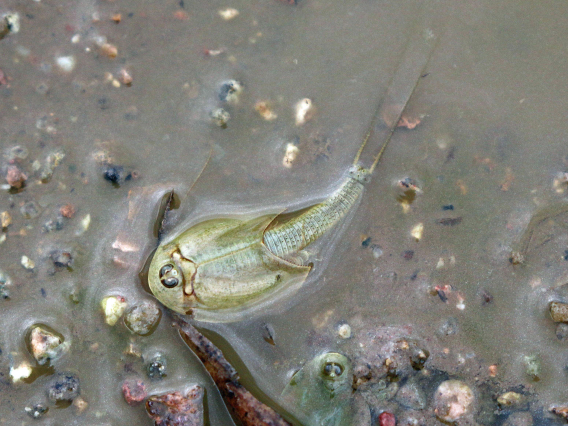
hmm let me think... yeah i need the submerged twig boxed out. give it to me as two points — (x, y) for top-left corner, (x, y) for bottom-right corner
(172, 315), (292, 426)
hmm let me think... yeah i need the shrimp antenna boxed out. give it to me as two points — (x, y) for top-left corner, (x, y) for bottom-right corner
(352, 30), (439, 174)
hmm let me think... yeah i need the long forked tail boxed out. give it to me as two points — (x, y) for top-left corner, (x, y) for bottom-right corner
(353, 25), (440, 174)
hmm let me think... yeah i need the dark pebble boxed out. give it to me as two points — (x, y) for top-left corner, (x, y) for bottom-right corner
(147, 355), (167, 380)
(361, 237), (372, 248)
(103, 165), (125, 183)
(25, 403), (48, 419)
(402, 250), (414, 260)
(442, 204), (454, 211)
(46, 372), (80, 402)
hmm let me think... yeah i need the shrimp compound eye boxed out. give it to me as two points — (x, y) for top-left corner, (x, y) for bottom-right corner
(159, 264), (180, 288)
(322, 362), (344, 379)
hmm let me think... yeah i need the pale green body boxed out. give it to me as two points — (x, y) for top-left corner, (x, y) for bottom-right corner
(148, 170), (367, 319)
(281, 352), (355, 426)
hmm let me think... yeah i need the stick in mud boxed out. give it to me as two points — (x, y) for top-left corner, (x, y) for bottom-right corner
(172, 314), (293, 426)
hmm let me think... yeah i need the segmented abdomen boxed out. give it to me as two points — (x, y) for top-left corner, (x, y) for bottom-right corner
(263, 177), (364, 257)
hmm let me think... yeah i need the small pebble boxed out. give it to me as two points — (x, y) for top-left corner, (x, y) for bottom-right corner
(28, 324), (68, 365)
(5, 164), (27, 188)
(119, 68), (133, 85)
(282, 143), (299, 168)
(410, 223), (424, 241)
(549, 301), (568, 323)
(218, 80), (243, 103)
(101, 295), (128, 326)
(0, 12), (20, 39)
(218, 8), (239, 20)
(103, 164), (130, 184)
(123, 301), (162, 335)
(47, 372), (80, 402)
(55, 55), (76, 73)
(59, 204), (76, 218)
(497, 391), (525, 408)
(73, 395), (89, 414)
(378, 411), (396, 426)
(0, 211), (11, 228)
(10, 361), (33, 382)
(337, 323), (352, 339)
(21, 255), (35, 270)
(210, 108), (230, 128)
(100, 43), (118, 58)
(255, 101), (277, 121)
(147, 354), (167, 380)
(122, 379), (147, 406)
(433, 380), (474, 422)
(24, 403), (48, 419)
(295, 98), (314, 126)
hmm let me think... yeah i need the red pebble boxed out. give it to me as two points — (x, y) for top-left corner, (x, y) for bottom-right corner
(5, 165), (27, 189)
(122, 379), (147, 406)
(379, 411), (396, 426)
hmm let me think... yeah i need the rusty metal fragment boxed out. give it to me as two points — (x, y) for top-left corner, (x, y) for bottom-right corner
(172, 315), (292, 426)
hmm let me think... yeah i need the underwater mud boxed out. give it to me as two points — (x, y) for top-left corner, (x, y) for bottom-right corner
(2, 0), (568, 425)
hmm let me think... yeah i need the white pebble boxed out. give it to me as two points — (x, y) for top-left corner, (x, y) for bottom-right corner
(295, 98), (314, 126)
(3, 12), (20, 34)
(410, 223), (424, 241)
(433, 380), (474, 422)
(76, 214), (91, 235)
(21, 255), (35, 270)
(10, 361), (32, 382)
(101, 295), (128, 326)
(218, 8), (239, 20)
(338, 323), (352, 339)
(282, 143), (299, 168)
(55, 55), (76, 73)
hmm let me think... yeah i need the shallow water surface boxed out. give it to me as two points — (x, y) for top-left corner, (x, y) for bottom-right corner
(2, 0), (568, 425)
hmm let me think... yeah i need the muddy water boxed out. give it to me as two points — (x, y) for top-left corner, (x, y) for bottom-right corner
(2, 0), (568, 424)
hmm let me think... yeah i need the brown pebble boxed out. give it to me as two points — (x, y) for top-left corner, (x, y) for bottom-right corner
(101, 43), (118, 58)
(111, 13), (122, 23)
(550, 302), (568, 323)
(6, 165), (27, 188)
(59, 204), (76, 218)
(122, 379), (147, 406)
